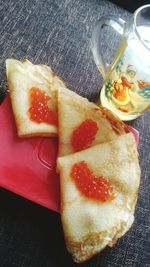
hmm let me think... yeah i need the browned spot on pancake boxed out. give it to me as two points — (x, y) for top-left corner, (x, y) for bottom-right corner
(110, 178), (129, 195)
(130, 190), (139, 210)
(109, 220), (131, 247)
(65, 196), (79, 206)
(100, 107), (126, 135)
(65, 230), (108, 263)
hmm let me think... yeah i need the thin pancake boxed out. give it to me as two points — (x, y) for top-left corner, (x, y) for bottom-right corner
(57, 88), (126, 156)
(57, 133), (141, 263)
(6, 58), (66, 137)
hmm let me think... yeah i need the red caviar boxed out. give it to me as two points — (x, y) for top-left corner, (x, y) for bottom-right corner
(71, 161), (114, 201)
(71, 119), (98, 152)
(28, 87), (57, 125)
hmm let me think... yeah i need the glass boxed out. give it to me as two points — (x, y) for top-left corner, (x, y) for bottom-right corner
(91, 5), (150, 121)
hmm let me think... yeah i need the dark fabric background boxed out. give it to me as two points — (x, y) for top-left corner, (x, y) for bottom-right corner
(111, 0), (150, 12)
(0, 1), (150, 266)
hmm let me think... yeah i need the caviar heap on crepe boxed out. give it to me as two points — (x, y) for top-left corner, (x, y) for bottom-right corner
(71, 161), (114, 201)
(29, 87), (57, 125)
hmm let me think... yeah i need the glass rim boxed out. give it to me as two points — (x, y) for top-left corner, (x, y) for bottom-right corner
(134, 4), (150, 52)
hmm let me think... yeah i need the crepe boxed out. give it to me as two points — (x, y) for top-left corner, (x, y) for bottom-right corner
(57, 88), (126, 156)
(6, 58), (66, 137)
(57, 133), (141, 263)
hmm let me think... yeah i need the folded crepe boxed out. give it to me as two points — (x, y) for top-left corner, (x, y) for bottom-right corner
(6, 58), (66, 137)
(57, 88), (126, 156)
(57, 133), (141, 263)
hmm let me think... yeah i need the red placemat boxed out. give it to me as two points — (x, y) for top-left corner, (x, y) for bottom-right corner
(0, 97), (139, 213)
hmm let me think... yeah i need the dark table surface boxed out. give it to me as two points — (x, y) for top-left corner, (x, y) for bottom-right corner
(0, 1), (150, 266)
